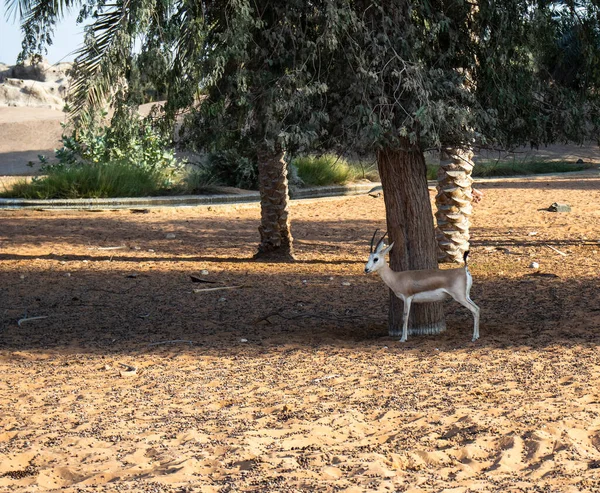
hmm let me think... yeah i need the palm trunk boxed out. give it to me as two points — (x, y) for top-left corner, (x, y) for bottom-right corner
(254, 145), (295, 260)
(377, 142), (446, 337)
(435, 147), (474, 263)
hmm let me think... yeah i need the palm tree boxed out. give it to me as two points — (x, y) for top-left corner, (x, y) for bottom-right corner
(8, 0), (327, 260)
(435, 147), (475, 263)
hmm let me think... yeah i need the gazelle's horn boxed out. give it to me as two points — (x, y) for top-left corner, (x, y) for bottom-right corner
(375, 231), (388, 252)
(370, 229), (379, 253)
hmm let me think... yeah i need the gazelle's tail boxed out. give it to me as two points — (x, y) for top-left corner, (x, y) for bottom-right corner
(463, 250), (470, 267)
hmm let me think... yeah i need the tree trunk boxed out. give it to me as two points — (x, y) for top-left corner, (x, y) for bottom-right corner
(254, 145), (295, 260)
(435, 147), (474, 263)
(377, 142), (446, 337)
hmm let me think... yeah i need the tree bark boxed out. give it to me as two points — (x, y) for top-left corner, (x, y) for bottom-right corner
(254, 145), (295, 260)
(435, 147), (474, 263)
(377, 142), (446, 336)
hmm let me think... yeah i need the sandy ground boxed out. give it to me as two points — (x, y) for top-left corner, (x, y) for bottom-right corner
(0, 172), (599, 492)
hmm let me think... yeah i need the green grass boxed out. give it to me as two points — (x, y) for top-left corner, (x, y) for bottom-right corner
(3, 156), (592, 200)
(426, 159), (593, 180)
(178, 166), (223, 194)
(1, 162), (170, 199)
(292, 154), (379, 186)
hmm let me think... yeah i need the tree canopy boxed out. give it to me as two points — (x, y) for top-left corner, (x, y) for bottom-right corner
(9, 0), (599, 153)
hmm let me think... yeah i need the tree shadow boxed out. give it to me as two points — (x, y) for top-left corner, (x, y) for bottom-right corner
(1, 198), (598, 356)
(0, 264), (597, 355)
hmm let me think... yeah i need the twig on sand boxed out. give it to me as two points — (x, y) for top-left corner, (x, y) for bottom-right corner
(118, 363), (137, 372)
(97, 246), (127, 251)
(17, 316), (48, 327)
(193, 286), (245, 293)
(544, 244), (568, 256)
(148, 340), (194, 347)
(312, 374), (341, 383)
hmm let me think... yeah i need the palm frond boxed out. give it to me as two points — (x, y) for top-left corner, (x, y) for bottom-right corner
(5, 0), (35, 21)
(68, 1), (133, 115)
(10, 0), (81, 58)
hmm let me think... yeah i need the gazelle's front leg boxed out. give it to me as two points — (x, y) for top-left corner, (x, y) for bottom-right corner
(400, 296), (413, 342)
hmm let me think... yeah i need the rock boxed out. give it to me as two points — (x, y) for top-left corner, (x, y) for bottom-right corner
(529, 262), (540, 269)
(165, 233), (176, 239)
(10, 61), (49, 82)
(548, 203), (571, 213)
(576, 158), (584, 164)
(0, 59), (73, 109)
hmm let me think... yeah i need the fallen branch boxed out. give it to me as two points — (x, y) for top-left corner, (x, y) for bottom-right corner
(17, 316), (48, 327)
(97, 246), (127, 251)
(148, 340), (194, 347)
(312, 374), (341, 383)
(118, 363), (137, 372)
(544, 244), (568, 257)
(193, 286), (245, 293)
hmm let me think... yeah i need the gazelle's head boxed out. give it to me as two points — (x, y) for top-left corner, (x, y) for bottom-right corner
(365, 229), (394, 274)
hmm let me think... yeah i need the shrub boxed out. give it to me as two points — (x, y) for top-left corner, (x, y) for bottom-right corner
(427, 159), (592, 180)
(54, 106), (180, 175)
(2, 162), (169, 199)
(1, 105), (185, 199)
(291, 154), (356, 186)
(203, 150), (259, 189)
(180, 165), (222, 194)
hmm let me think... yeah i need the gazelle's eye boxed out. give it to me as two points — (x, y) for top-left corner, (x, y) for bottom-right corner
(374, 257), (378, 262)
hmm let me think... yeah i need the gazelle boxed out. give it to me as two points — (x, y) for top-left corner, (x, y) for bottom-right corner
(365, 230), (480, 342)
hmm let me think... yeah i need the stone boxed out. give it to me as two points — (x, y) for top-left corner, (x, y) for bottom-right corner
(548, 203), (571, 213)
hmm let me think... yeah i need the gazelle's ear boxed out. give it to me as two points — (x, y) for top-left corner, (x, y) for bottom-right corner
(381, 242), (394, 255)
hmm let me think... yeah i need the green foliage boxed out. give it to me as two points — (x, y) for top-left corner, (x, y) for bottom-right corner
(292, 155), (356, 186)
(291, 154), (379, 186)
(52, 106), (180, 175)
(10, 0), (600, 160)
(182, 0), (331, 157)
(426, 159), (592, 180)
(180, 166), (221, 194)
(2, 104), (184, 199)
(202, 150), (259, 190)
(1, 162), (169, 199)
(473, 160), (593, 178)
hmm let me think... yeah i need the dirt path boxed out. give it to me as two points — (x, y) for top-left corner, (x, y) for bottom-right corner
(0, 173), (599, 492)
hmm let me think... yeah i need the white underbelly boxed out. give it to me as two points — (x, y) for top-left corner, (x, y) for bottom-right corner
(411, 288), (449, 303)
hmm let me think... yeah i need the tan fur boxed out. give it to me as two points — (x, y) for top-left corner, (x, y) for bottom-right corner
(365, 240), (480, 342)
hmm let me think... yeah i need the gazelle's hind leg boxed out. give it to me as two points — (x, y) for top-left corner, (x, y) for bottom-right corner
(400, 296), (413, 343)
(458, 296), (480, 341)
(450, 270), (481, 341)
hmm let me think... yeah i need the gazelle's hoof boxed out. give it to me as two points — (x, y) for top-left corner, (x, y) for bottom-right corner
(400, 337), (407, 343)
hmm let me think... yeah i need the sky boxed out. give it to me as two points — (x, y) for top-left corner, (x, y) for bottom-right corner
(1, 8), (84, 65)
